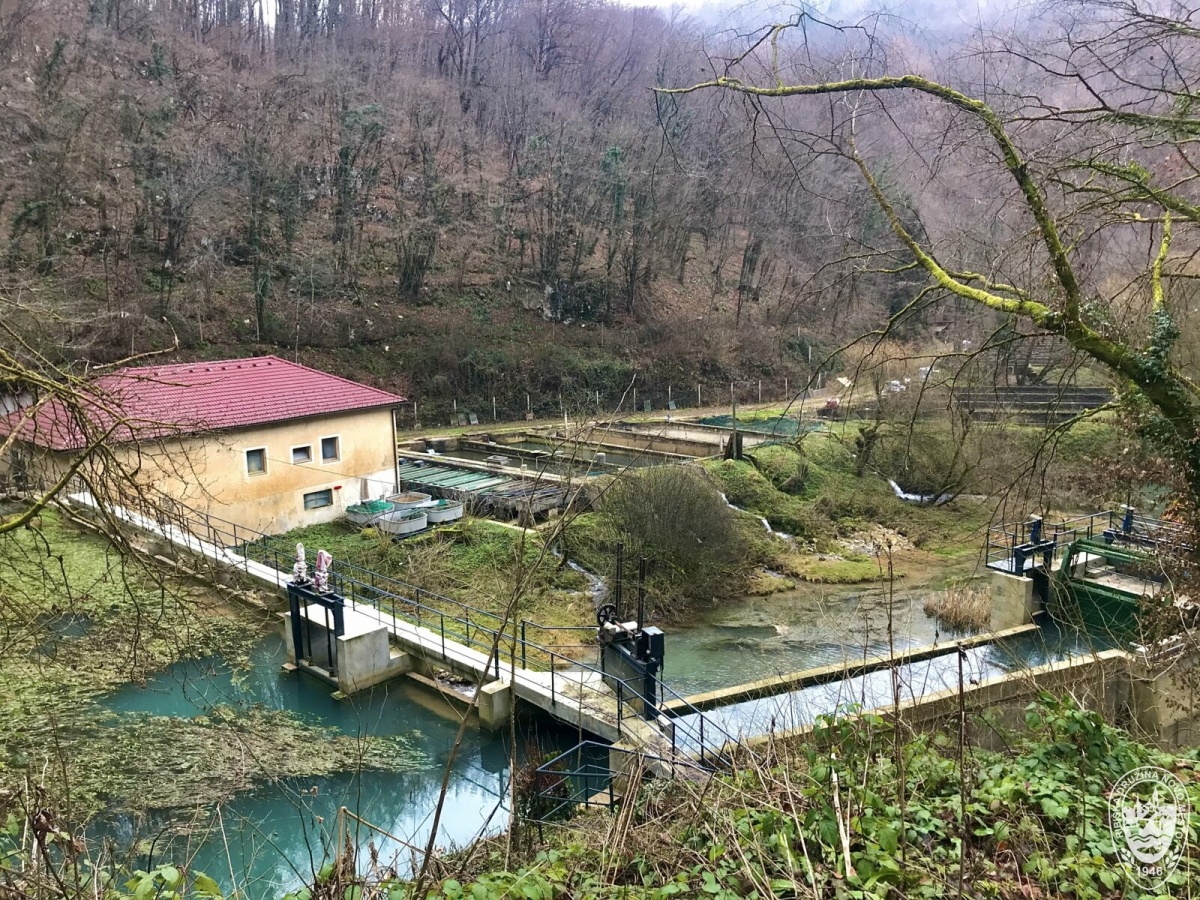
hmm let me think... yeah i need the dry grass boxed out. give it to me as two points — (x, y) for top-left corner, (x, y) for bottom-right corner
(923, 580), (991, 630)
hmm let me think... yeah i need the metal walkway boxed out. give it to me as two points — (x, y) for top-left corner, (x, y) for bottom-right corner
(986, 507), (1191, 575)
(62, 491), (741, 773)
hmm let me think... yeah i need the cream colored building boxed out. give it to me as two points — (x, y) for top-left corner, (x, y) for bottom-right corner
(1, 356), (405, 535)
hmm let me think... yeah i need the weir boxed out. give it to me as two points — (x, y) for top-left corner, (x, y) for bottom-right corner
(984, 506), (1194, 635)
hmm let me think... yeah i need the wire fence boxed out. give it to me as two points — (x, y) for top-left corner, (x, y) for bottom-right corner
(395, 377), (830, 430)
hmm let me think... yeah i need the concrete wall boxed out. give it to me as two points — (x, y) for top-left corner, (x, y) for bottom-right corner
(752, 648), (1200, 755)
(989, 570), (1038, 630)
(888, 651), (1134, 751)
(1129, 646), (1200, 748)
(20, 406), (398, 534)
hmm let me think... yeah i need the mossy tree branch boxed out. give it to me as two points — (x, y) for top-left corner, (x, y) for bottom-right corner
(661, 62), (1200, 492)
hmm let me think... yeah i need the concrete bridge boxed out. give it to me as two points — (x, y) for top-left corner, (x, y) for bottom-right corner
(62, 491), (729, 773)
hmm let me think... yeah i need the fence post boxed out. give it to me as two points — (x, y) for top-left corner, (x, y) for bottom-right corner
(697, 383), (701, 407)
(521, 620), (527, 669)
(440, 613), (446, 660)
(550, 653), (556, 704)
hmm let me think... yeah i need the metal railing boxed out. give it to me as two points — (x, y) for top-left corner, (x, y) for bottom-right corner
(59, 487), (748, 763)
(986, 507), (1193, 572)
(528, 740), (695, 821)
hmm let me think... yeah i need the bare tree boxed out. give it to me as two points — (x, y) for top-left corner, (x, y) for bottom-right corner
(664, 7), (1200, 513)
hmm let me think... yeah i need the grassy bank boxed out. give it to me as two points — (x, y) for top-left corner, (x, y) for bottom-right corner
(260, 518), (593, 629)
(705, 435), (993, 551)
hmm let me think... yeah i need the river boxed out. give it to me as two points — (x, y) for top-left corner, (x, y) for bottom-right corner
(88, 573), (1106, 897)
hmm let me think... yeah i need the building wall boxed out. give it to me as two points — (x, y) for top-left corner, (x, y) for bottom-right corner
(15, 407), (398, 535)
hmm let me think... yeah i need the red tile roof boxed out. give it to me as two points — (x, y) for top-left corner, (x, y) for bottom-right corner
(1, 356), (406, 451)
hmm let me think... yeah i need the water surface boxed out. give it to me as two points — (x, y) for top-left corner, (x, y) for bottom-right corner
(98, 635), (581, 899)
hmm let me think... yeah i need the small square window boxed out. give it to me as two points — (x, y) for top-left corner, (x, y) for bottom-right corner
(304, 488), (333, 510)
(246, 448), (266, 475)
(292, 445), (313, 464)
(321, 436), (340, 462)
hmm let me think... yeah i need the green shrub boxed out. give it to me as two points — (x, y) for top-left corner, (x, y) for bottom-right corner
(599, 465), (749, 604)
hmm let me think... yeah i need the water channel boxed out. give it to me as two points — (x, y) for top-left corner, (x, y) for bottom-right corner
(86, 573), (1110, 898)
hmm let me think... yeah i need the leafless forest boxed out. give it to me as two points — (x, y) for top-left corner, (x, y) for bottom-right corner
(1, 0), (1199, 433)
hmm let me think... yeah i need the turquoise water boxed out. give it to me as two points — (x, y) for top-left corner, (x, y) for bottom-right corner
(697, 415), (820, 438)
(95, 635), (581, 899)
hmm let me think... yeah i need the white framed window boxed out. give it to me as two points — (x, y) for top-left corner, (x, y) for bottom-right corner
(304, 489), (333, 510)
(245, 447), (267, 475)
(320, 435), (340, 463)
(292, 445), (313, 464)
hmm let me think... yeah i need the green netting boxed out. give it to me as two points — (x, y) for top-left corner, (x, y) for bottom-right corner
(697, 415), (819, 436)
(347, 499), (393, 515)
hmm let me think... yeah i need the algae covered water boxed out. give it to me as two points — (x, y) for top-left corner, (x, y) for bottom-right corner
(663, 583), (950, 695)
(95, 635), (573, 900)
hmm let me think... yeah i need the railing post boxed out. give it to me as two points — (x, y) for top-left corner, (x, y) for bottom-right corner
(521, 620), (527, 670)
(441, 613), (446, 661)
(550, 653), (556, 704)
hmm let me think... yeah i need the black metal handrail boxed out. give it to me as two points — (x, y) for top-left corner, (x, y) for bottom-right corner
(529, 740), (700, 821)
(59, 486), (748, 763)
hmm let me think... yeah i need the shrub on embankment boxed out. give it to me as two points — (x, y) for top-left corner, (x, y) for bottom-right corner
(565, 466), (756, 611)
(414, 695), (1199, 899)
